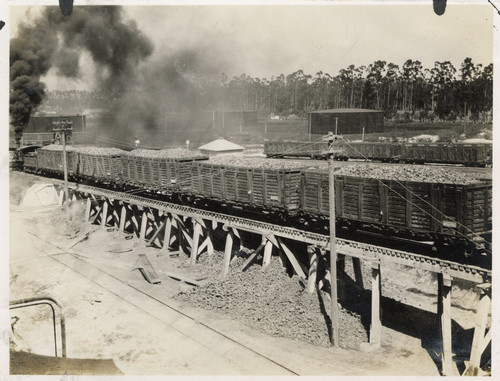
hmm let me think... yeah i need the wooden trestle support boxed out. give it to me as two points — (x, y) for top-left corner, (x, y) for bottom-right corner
(64, 185), (491, 376)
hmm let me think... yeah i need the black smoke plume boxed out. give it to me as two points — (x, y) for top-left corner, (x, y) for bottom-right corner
(10, 6), (153, 143)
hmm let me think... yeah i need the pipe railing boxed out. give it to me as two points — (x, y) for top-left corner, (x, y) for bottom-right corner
(10, 296), (67, 357)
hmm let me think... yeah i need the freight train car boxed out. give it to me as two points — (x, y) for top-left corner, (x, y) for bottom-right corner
(188, 161), (304, 215)
(36, 145), (78, 175)
(34, 145), (123, 183)
(300, 168), (492, 257)
(75, 147), (124, 183)
(19, 145), (492, 265)
(264, 140), (492, 166)
(120, 149), (208, 193)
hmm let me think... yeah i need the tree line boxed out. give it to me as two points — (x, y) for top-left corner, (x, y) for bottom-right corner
(42, 58), (492, 122)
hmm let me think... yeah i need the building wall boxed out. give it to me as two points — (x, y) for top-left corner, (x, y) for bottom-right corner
(310, 110), (384, 135)
(26, 114), (86, 133)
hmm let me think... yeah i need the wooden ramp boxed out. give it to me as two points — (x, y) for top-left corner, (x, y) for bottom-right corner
(10, 351), (122, 375)
(135, 253), (161, 284)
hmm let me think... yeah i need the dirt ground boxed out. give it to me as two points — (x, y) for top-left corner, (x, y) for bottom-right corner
(7, 171), (491, 376)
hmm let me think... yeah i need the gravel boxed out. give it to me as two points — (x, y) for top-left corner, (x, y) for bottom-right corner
(174, 252), (367, 349)
(207, 156), (315, 170)
(333, 164), (489, 184)
(40, 145), (124, 155)
(124, 148), (207, 160)
(38, 146), (490, 184)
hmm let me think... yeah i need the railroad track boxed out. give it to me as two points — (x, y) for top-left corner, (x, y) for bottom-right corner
(64, 181), (491, 284)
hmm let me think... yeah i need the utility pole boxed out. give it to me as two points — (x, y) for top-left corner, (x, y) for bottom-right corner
(327, 131), (340, 347)
(52, 119), (73, 206)
(308, 112), (312, 142)
(464, 102), (467, 136)
(334, 117), (339, 135)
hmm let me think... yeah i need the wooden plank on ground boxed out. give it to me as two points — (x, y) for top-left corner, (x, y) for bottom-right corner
(163, 271), (207, 286)
(136, 253), (161, 284)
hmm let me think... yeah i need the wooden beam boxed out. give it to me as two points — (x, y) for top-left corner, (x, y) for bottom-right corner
(119, 205), (127, 232)
(338, 254), (346, 301)
(58, 189), (64, 205)
(222, 229), (235, 278)
(130, 211), (139, 235)
(190, 222), (202, 265)
(369, 262), (382, 348)
(162, 216), (173, 253)
(464, 284), (491, 376)
(177, 220), (184, 256)
(204, 228), (214, 256)
(181, 229), (194, 247)
(135, 254), (161, 284)
(438, 272), (453, 376)
(85, 198), (91, 221)
(318, 269), (329, 291)
(101, 201), (109, 228)
(90, 204), (102, 224)
(352, 257), (364, 289)
(140, 210), (148, 241)
(241, 243), (265, 272)
(112, 205), (120, 229)
(163, 271), (207, 287)
(147, 219), (166, 248)
(262, 238), (273, 269)
(197, 236), (211, 255)
(276, 237), (306, 279)
(307, 246), (318, 294)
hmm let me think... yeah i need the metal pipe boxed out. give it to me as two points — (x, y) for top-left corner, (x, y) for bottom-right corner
(10, 296), (67, 357)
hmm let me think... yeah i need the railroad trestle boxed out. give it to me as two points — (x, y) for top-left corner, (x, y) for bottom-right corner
(55, 180), (491, 376)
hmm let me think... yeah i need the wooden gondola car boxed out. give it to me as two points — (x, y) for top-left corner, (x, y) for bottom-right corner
(300, 169), (492, 248)
(264, 140), (492, 166)
(36, 145), (78, 176)
(188, 161), (304, 215)
(120, 150), (208, 192)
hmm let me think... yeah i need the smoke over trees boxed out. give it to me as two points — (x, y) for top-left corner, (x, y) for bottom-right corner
(10, 6), (153, 143)
(11, 6), (493, 146)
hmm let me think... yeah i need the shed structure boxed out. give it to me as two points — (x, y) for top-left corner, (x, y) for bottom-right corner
(308, 108), (384, 137)
(198, 138), (244, 157)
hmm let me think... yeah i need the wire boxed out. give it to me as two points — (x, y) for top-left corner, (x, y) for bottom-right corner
(263, 137), (491, 252)
(337, 139), (491, 253)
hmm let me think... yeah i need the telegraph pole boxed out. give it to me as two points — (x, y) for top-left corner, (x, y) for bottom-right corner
(327, 131), (340, 347)
(53, 119), (73, 205)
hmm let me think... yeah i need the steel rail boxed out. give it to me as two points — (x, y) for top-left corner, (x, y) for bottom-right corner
(64, 182), (491, 283)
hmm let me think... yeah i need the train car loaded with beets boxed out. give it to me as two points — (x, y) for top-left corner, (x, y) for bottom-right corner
(264, 140), (493, 167)
(300, 166), (491, 261)
(19, 145), (492, 267)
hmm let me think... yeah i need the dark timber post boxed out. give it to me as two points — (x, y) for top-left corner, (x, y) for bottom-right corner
(328, 132), (339, 347)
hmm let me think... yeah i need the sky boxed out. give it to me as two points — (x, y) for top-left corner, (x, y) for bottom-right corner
(8, 2), (495, 91)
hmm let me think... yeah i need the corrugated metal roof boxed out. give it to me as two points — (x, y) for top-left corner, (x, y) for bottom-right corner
(310, 108), (383, 114)
(198, 138), (244, 152)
